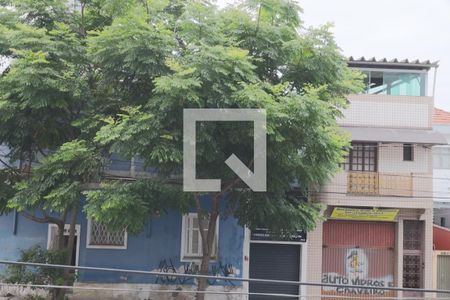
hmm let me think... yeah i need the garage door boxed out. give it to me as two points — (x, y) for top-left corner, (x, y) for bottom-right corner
(249, 243), (300, 300)
(322, 220), (396, 298)
(437, 255), (450, 298)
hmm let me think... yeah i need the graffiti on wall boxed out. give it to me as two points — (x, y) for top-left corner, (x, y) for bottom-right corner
(322, 248), (394, 296)
(155, 259), (237, 286)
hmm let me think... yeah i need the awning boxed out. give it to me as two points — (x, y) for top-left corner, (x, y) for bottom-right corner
(341, 126), (448, 145)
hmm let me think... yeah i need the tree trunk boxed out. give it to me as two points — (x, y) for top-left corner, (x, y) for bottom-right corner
(56, 222), (66, 251)
(196, 200), (220, 300)
(55, 206), (78, 300)
(65, 206), (78, 266)
(54, 222), (66, 300)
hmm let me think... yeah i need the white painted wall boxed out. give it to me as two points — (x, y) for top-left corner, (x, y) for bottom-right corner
(338, 94), (433, 129)
(378, 143), (431, 173)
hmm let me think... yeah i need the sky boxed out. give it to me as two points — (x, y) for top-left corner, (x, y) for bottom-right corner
(218, 0), (450, 111)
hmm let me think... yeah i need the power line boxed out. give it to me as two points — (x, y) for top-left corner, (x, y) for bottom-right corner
(0, 282), (300, 298)
(1, 260), (450, 295)
(317, 182), (450, 197)
(314, 190), (450, 201)
(0, 283), (447, 300)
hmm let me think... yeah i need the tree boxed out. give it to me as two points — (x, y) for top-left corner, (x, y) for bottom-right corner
(1, 0), (363, 299)
(0, 1), (109, 298)
(82, 1), (364, 299)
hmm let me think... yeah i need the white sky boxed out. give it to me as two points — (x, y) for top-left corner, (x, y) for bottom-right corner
(218, 0), (450, 111)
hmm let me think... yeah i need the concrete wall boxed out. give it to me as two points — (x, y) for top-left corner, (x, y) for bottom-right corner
(338, 94), (433, 129)
(378, 143), (431, 173)
(71, 283), (244, 300)
(318, 142), (433, 209)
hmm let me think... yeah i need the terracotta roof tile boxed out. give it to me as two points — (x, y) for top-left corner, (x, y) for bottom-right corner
(434, 108), (450, 124)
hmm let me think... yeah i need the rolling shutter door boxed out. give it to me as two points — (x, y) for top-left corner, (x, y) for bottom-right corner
(249, 243), (300, 299)
(322, 220), (396, 298)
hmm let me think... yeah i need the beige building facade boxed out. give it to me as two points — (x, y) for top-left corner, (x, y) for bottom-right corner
(306, 57), (445, 298)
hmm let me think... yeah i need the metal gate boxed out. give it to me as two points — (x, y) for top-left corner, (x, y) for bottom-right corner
(249, 243), (301, 299)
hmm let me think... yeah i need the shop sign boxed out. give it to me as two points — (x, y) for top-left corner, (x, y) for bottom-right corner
(330, 207), (399, 221)
(251, 228), (306, 242)
(322, 248), (394, 296)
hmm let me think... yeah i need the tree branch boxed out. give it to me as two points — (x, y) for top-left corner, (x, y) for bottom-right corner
(21, 210), (63, 226)
(0, 157), (14, 169)
(194, 193), (207, 246)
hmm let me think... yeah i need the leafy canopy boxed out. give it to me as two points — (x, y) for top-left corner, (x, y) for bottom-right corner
(0, 0), (364, 237)
(81, 0), (363, 234)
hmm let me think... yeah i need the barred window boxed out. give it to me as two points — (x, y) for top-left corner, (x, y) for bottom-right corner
(87, 219), (127, 249)
(343, 142), (377, 172)
(180, 213), (218, 261)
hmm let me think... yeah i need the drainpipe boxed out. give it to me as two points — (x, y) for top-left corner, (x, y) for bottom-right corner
(12, 209), (17, 235)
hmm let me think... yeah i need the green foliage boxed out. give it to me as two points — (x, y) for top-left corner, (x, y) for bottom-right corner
(0, 169), (20, 214)
(0, 21), (88, 161)
(4, 245), (69, 286)
(7, 0), (68, 29)
(82, 0), (363, 235)
(84, 179), (194, 234)
(8, 140), (102, 213)
(0, 0), (364, 247)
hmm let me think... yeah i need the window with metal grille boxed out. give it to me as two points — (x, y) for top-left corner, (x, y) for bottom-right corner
(343, 142), (377, 172)
(403, 255), (422, 288)
(403, 220), (423, 289)
(87, 219), (127, 249)
(403, 220), (423, 251)
(180, 213), (218, 261)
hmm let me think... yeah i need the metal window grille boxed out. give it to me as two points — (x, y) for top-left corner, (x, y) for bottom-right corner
(403, 220), (422, 251)
(403, 255), (422, 288)
(403, 220), (423, 289)
(89, 221), (126, 247)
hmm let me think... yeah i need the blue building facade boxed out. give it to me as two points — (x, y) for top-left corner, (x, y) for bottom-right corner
(0, 207), (245, 285)
(1, 155), (244, 288)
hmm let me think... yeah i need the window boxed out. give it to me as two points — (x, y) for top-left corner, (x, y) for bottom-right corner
(403, 144), (414, 161)
(358, 69), (426, 96)
(47, 224), (80, 267)
(441, 217), (446, 228)
(434, 147), (450, 169)
(86, 219), (127, 249)
(343, 143), (377, 172)
(181, 213), (219, 261)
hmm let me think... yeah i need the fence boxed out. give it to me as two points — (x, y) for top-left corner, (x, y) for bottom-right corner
(1, 260), (450, 300)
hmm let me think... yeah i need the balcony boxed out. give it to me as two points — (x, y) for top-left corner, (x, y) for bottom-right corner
(347, 171), (413, 197)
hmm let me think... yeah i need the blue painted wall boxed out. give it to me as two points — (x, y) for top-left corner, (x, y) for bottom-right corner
(0, 212), (48, 274)
(0, 207), (244, 285)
